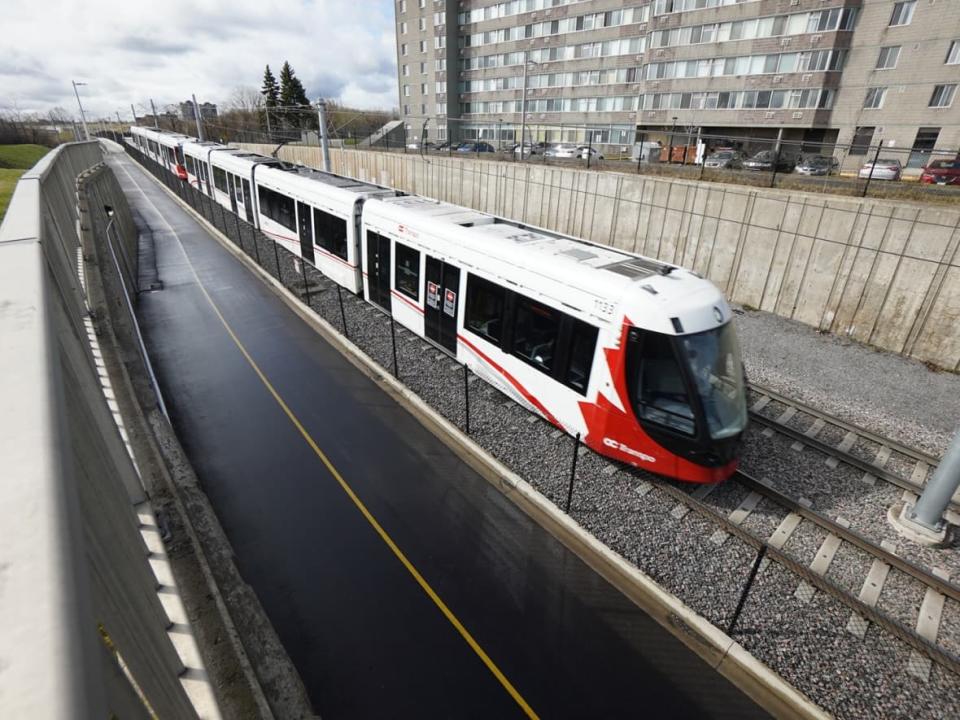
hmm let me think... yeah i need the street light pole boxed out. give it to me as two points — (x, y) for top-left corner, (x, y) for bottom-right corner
(191, 93), (206, 141)
(519, 52), (539, 162)
(149, 98), (159, 129)
(72, 81), (90, 141)
(316, 98), (331, 172)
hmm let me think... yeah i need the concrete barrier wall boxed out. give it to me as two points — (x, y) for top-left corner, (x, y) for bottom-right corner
(238, 144), (960, 372)
(0, 143), (197, 719)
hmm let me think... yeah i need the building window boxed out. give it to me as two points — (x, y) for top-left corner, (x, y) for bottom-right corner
(849, 126), (875, 156)
(434, 12), (445, 25)
(403, 85), (410, 97)
(419, 61), (426, 74)
(876, 46), (900, 70)
(420, 103), (427, 114)
(907, 128), (940, 169)
(947, 41), (960, 65)
(313, 208), (348, 260)
(889, 1), (916, 27)
(419, 40), (426, 53)
(395, 243), (420, 300)
(400, 21), (407, 34)
(402, 64), (409, 76)
(419, 17), (426, 31)
(421, 83), (429, 94)
(863, 87), (886, 109)
(401, 43), (408, 56)
(930, 84), (957, 108)
(399, 0), (406, 12)
(418, 0), (425, 7)
(466, 274), (505, 345)
(403, 104), (409, 115)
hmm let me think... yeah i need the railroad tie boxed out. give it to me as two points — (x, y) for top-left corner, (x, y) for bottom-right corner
(862, 445), (892, 486)
(910, 461), (929, 489)
(792, 418), (825, 452)
(711, 491), (762, 546)
(846, 539), (897, 639)
(750, 395), (771, 413)
(670, 481), (715, 519)
(762, 405), (796, 438)
(907, 567), (951, 683)
(825, 431), (857, 469)
(635, 481), (653, 498)
(792, 513), (847, 604)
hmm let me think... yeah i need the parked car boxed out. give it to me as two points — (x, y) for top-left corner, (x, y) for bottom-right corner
(506, 142), (538, 156)
(434, 141), (451, 151)
(919, 159), (960, 185)
(858, 158), (902, 181)
(703, 150), (745, 169)
(455, 141), (496, 153)
(794, 155), (839, 176)
(742, 150), (796, 172)
(544, 143), (588, 159)
(576, 146), (604, 160)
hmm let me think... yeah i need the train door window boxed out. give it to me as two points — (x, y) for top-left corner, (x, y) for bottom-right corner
(564, 320), (598, 394)
(366, 231), (392, 310)
(184, 156), (195, 177)
(512, 295), (560, 375)
(213, 166), (228, 194)
(395, 243), (420, 301)
(233, 174), (244, 206)
(227, 174), (238, 214)
(313, 208), (349, 260)
(630, 332), (695, 436)
(241, 179), (254, 223)
(465, 273), (505, 346)
(175, 147), (185, 165)
(296, 201), (315, 263)
(424, 256), (460, 354)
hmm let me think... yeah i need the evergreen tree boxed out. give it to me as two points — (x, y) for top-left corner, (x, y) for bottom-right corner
(278, 61), (310, 129)
(261, 65), (279, 107)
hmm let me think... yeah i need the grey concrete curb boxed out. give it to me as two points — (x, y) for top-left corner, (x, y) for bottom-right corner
(149, 165), (830, 720)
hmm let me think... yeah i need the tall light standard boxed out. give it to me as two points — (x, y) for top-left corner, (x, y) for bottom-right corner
(72, 80), (90, 141)
(519, 52), (540, 162)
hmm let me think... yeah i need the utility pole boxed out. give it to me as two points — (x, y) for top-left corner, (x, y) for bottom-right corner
(149, 98), (159, 128)
(191, 93), (205, 141)
(130, 104), (137, 126)
(316, 98), (331, 172)
(265, 106), (273, 141)
(519, 51), (528, 162)
(890, 428), (960, 546)
(71, 80), (90, 141)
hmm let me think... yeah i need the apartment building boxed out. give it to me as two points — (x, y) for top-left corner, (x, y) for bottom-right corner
(394, 0), (960, 166)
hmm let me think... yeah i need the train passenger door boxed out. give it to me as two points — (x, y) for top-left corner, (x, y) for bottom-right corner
(424, 256), (460, 354)
(365, 231), (392, 310)
(296, 201), (315, 263)
(242, 179), (254, 223)
(227, 175), (238, 214)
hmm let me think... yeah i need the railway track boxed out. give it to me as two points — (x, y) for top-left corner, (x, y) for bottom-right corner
(746, 382), (959, 519)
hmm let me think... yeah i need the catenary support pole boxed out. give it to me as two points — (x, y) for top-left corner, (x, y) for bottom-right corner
(192, 93), (205, 141)
(150, 98), (159, 128)
(130, 104), (138, 126)
(863, 140), (882, 198)
(316, 98), (331, 172)
(909, 429), (960, 531)
(71, 81), (90, 140)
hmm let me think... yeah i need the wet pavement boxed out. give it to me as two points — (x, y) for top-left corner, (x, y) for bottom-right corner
(109, 152), (769, 719)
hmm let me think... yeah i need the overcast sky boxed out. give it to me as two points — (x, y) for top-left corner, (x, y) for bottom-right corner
(2, 0), (398, 121)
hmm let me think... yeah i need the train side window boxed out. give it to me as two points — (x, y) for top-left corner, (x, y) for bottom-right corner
(395, 243), (420, 300)
(185, 156), (195, 176)
(512, 295), (560, 374)
(565, 320), (598, 395)
(232, 174), (243, 203)
(313, 208), (348, 260)
(465, 274), (505, 346)
(213, 167), (228, 194)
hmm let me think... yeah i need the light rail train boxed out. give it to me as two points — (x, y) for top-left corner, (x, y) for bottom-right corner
(129, 125), (748, 482)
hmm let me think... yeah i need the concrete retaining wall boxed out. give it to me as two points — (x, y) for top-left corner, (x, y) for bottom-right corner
(238, 144), (960, 372)
(0, 143), (198, 719)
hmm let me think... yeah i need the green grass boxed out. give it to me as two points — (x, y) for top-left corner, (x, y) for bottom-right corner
(0, 144), (50, 170)
(0, 168), (26, 224)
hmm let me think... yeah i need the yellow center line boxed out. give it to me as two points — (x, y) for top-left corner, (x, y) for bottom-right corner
(128, 158), (539, 719)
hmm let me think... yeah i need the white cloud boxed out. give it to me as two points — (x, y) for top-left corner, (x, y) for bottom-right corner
(1, 0), (398, 120)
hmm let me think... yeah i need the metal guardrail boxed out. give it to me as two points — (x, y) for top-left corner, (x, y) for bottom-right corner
(0, 142), (198, 719)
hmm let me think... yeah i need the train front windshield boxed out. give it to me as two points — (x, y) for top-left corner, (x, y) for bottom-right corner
(629, 322), (746, 441)
(678, 323), (747, 439)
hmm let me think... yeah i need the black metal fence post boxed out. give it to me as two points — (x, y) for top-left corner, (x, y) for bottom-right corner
(727, 544), (768, 636)
(769, 145), (782, 189)
(463, 364), (470, 435)
(389, 314), (399, 379)
(300, 258), (312, 307)
(272, 235), (283, 282)
(234, 213), (244, 251)
(863, 140), (883, 198)
(565, 432), (581, 514)
(337, 284), (348, 338)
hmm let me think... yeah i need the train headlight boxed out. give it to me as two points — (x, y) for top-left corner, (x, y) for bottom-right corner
(713, 306), (723, 324)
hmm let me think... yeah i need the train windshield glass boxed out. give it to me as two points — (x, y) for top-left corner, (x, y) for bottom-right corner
(678, 323), (746, 439)
(631, 332), (697, 436)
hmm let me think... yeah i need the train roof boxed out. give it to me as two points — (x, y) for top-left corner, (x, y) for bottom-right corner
(131, 126), (193, 148)
(256, 162), (396, 204)
(363, 194), (728, 333)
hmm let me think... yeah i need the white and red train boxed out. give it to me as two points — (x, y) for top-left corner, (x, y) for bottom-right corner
(129, 125), (748, 483)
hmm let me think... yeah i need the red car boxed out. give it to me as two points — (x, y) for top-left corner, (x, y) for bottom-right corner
(920, 159), (960, 185)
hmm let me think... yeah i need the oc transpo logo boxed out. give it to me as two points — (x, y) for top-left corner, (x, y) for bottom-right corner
(603, 437), (656, 463)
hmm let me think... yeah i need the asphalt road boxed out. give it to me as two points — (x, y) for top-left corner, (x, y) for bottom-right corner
(109, 151), (769, 720)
